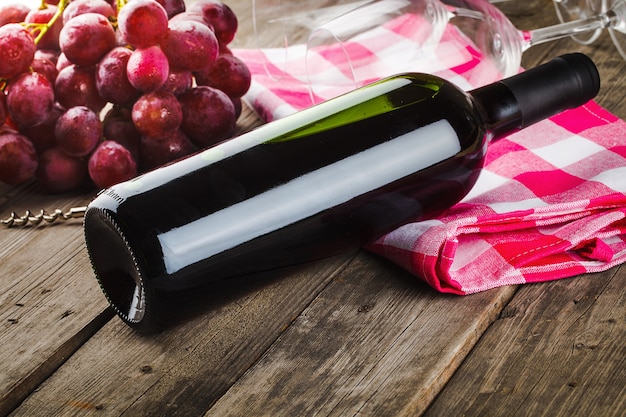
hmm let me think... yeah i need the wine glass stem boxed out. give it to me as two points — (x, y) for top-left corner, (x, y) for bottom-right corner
(522, 9), (617, 51)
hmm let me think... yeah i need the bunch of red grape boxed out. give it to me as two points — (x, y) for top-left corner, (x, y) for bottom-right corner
(0, 0), (251, 192)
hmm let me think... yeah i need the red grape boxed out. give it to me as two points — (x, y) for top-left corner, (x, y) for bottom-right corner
(0, 0), (251, 193)
(117, 0), (169, 48)
(88, 140), (138, 189)
(36, 147), (88, 193)
(55, 106), (103, 157)
(231, 97), (242, 119)
(132, 90), (183, 140)
(140, 129), (197, 171)
(59, 13), (117, 67)
(19, 104), (64, 153)
(161, 19), (219, 72)
(103, 107), (141, 161)
(0, 129), (38, 185)
(55, 52), (71, 72)
(0, 24), (36, 79)
(63, 0), (116, 24)
(169, 11), (212, 28)
(24, 5), (63, 51)
(31, 56), (59, 84)
(126, 46), (170, 93)
(155, 0), (186, 19)
(34, 49), (60, 65)
(163, 70), (193, 96)
(195, 53), (251, 98)
(0, 3), (30, 27)
(188, 0), (238, 45)
(7, 72), (55, 127)
(55, 64), (107, 113)
(96, 46), (141, 106)
(178, 86), (236, 147)
(0, 94), (7, 127)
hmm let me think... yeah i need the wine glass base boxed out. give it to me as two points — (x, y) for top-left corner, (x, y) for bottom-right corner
(608, 0), (626, 60)
(553, 0), (604, 44)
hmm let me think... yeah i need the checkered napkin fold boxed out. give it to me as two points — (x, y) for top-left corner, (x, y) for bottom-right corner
(233, 19), (626, 295)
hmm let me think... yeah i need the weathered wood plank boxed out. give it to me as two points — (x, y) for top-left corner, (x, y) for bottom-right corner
(2, 2), (625, 417)
(423, 266), (626, 417)
(204, 252), (517, 417)
(9, 252), (356, 417)
(0, 190), (113, 417)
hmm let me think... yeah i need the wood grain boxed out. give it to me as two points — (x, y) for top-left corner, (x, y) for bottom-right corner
(423, 266), (626, 417)
(1, 1), (625, 416)
(0, 187), (112, 416)
(206, 253), (517, 417)
(9, 253), (356, 416)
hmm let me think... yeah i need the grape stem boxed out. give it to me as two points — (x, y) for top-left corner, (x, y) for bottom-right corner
(23, 0), (70, 45)
(118, 0), (128, 16)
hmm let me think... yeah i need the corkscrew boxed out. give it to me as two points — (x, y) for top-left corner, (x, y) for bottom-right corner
(1, 207), (87, 228)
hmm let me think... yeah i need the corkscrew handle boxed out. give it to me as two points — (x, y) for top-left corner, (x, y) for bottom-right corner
(1, 206), (87, 227)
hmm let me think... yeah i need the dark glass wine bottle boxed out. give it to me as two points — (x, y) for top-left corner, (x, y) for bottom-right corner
(84, 53), (600, 331)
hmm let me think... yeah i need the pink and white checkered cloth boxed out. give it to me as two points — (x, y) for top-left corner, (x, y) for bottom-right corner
(233, 18), (626, 294)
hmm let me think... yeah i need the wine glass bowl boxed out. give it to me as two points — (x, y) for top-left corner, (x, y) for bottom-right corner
(444, 0), (524, 85)
(250, 0), (370, 79)
(304, 0), (543, 103)
(305, 0), (450, 102)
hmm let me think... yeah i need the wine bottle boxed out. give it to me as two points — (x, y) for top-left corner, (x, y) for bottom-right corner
(84, 53), (600, 331)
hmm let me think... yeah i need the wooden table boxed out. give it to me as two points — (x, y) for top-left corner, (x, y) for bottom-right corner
(1, 1), (624, 416)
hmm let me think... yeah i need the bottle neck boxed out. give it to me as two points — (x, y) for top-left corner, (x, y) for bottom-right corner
(470, 53), (600, 140)
(470, 82), (523, 140)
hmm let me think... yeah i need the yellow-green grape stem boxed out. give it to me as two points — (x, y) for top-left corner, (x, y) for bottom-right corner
(25, 23), (47, 45)
(112, 0), (128, 30)
(118, 0), (129, 15)
(31, 0), (69, 45)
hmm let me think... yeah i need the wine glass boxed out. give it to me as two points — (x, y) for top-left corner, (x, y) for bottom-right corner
(305, 0), (626, 102)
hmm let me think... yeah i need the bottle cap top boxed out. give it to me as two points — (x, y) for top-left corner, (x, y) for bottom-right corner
(501, 53), (600, 128)
(553, 53), (601, 103)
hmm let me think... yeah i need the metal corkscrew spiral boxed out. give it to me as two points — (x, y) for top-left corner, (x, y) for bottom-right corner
(1, 207), (87, 228)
